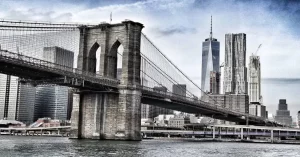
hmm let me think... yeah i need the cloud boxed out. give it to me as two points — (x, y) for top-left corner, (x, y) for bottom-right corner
(154, 26), (197, 36)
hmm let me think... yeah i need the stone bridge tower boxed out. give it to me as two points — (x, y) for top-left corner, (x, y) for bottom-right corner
(70, 20), (144, 141)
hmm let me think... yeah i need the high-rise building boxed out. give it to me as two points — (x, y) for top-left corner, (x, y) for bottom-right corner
(210, 71), (220, 94)
(16, 83), (36, 125)
(34, 86), (70, 121)
(208, 94), (249, 113)
(117, 68), (122, 80)
(0, 73), (37, 124)
(248, 54), (265, 118)
(249, 104), (266, 118)
(34, 46), (74, 121)
(201, 16), (220, 94)
(0, 74), (19, 120)
(248, 55), (262, 104)
(274, 99), (292, 126)
(149, 86), (173, 119)
(297, 111), (300, 128)
(223, 33), (247, 94)
(172, 84), (186, 97)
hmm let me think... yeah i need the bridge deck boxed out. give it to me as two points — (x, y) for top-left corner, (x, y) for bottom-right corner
(0, 50), (119, 91)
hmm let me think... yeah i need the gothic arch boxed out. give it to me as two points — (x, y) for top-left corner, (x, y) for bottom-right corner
(87, 42), (100, 73)
(106, 40), (123, 79)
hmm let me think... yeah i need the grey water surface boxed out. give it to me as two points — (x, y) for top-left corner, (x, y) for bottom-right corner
(1, 136), (300, 157)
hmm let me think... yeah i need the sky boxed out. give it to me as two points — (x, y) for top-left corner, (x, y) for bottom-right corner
(0, 0), (299, 119)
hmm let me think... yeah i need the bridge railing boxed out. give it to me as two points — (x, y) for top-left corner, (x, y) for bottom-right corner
(0, 49), (120, 87)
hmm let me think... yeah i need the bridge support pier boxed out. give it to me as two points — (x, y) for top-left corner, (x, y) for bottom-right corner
(271, 130), (274, 143)
(212, 126), (215, 139)
(70, 20), (143, 141)
(241, 128), (243, 139)
(70, 90), (141, 140)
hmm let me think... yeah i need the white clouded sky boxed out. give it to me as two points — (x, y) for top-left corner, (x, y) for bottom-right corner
(1, 0), (300, 119)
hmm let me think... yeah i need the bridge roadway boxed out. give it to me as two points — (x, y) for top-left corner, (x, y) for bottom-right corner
(0, 49), (119, 91)
(142, 88), (275, 126)
(0, 49), (275, 126)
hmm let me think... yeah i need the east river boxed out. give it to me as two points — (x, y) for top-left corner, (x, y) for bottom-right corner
(1, 136), (300, 157)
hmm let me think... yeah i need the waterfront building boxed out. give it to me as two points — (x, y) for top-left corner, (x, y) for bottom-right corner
(16, 83), (36, 125)
(0, 73), (37, 125)
(0, 119), (25, 128)
(34, 46), (74, 121)
(141, 104), (150, 119)
(169, 115), (191, 128)
(210, 71), (220, 94)
(172, 84), (186, 97)
(274, 99), (292, 126)
(0, 74), (19, 120)
(298, 111), (300, 128)
(248, 55), (262, 104)
(153, 114), (175, 126)
(208, 94), (249, 113)
(223, 33), (247, 94)
(249, 104), (266, 118)
(149, 86), (173, 119)
(201, 16), (220, 94)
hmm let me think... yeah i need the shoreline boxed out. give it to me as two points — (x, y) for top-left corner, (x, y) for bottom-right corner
(146, 137), (300, 145)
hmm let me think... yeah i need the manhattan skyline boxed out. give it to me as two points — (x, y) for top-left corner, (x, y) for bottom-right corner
(0, 0), (300, 119)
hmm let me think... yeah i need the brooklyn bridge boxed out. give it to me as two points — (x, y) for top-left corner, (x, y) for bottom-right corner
(0, 19), (276, 140)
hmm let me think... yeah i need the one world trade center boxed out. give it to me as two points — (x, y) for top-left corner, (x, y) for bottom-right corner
(201, 16), (220, 94)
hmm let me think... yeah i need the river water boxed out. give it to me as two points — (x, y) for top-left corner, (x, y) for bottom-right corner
(1, 136), (300, 157)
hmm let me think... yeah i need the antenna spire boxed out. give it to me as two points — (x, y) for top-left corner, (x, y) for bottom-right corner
(210, 15), (213, 40)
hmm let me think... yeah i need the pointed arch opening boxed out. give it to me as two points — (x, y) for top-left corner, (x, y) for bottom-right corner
(107, 40), (123, 79)
(88, 42), (101, 74)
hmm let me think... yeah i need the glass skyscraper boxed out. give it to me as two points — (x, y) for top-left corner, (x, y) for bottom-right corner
(34, 46), (74, 121)
(201, 16), (220, 94)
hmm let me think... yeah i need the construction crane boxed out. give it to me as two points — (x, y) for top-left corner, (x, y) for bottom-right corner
(220, 62), (225, 68)
(253, 44), (262, 56)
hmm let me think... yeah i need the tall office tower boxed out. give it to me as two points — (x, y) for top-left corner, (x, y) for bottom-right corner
(34, 47), (74, 121)
(16, 83), (36, 125)
(274, 99), (292, 126)
(248, 55), (266, 118)
(209, 94), (249, 113)
(117, 68), (122, 80)
(201, 16), (220, 94)
(67, 89), (73, 120)
(43, 46), (74, 68)
(141, 104), (150, 119)
(210, 71), (220, 94)
(149, 86), (173, 119)
(0, 74), (19, 120)
(223, 33), (248, 94)
(249, 103), (266, 118)
(248, 55), (262, 104)
(172, 84), (187, 97)
(297, 111), (300, 128)
(34, 86), (70, 120)
(0, 74), (37, 124)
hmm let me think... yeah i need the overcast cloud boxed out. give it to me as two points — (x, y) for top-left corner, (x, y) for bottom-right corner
(0, 0), (299, 119)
